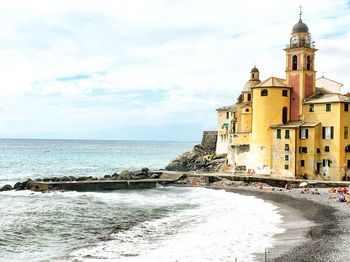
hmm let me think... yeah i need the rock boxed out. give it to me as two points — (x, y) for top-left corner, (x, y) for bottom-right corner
(131, 174), (147, 179)
(34, 178), (42, 182)
(76, 176), (87, 181)
(1, 184), (13, 191)
(149, 173), (160, 179)
(118, 170), (133, 180)
(22, 179), (33, 190)
(141, 167), (149, 174)
(111, 173), (119, 180)
(60, 176), (69, 182)
(104, 175), (112, 179)
(68, 176), (76, 181)
(13, 182), (22, 190)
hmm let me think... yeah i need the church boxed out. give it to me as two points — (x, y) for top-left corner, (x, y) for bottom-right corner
(216, 13), (350, 181)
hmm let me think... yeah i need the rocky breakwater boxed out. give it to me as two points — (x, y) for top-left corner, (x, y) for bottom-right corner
(165, 144), (227, 172)
(0, 168), (168, 192)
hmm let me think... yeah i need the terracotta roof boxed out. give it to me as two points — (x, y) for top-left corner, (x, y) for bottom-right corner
(254, 77), (291, 88)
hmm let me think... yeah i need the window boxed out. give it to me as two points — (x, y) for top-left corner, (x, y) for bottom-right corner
(285, 144), (289, 151)
(300, 128), (308, 139)
(285, 164), (289, 170)
(326, 104), (331, 112)
(345, 127), (349, 139)
(245, 108), (249, 112)
(307, 56), (312, 70)
(247, 93), (251, 101)
(261, 89), (268, 96)
(325, 146), (330, 152)
(345, 104), (349, 112)
(285, 130), (290, 139)
(226, 112), (230, 119)
(301, 160), (305, 167)
(346, 145), (350, 153)
(282, 107), (288, 124)
(285, 155), (289, 161)
(323, 159), (331, 167)
(317, 148), (321, 153)
(309, 104), (314, 112)
(277, 129), (281, 139)
(299, 147), (308, 153)
(322, 126), (334, 139)
(282, 90), (288, 97)
(292, 55), (297, 70)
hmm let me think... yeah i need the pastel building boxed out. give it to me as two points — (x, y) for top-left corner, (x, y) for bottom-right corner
(216, 14), (350, 181)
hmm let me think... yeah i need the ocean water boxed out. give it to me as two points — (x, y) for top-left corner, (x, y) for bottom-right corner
(0, 139), (195, 186)
(0, 139), (285, 262)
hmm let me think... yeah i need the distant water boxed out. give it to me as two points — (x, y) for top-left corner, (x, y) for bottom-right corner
(0, 139), (196, 185)
(0, 139), (285, 262)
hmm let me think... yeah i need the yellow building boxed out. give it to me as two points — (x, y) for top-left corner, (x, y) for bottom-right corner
(216, 14), (350, 181)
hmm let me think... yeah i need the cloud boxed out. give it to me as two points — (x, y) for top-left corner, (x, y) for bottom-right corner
(0, 0), (349, 140)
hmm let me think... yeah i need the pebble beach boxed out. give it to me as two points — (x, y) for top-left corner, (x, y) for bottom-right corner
(222, 186), (350, 262)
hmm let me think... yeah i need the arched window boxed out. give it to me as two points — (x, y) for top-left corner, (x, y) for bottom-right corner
(346, 145), (350, 153)
(292, 55), (297, 70)
(247, 93), (251, 101)
(307, 56), (312, 70)
(261, 89), (268, 96)
(282, 107), (288, 124)
(252, 73), (254, 78)
(245, 108), (249, 112)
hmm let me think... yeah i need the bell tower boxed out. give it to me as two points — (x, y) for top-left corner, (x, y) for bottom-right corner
(285, 11), (317, 121)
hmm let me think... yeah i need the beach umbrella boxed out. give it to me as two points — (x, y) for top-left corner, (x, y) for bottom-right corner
(299, 182), (308, 187)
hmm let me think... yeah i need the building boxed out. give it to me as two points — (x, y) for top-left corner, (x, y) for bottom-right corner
(216, 14), (350, 181)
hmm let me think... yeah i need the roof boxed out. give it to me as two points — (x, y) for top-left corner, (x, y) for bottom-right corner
(305, 93), (350, 104)
(316, 76), (343, 94)
(271, 121), (320, 129)
(216, 105), (237, 112)
(292, 17), (309, 33)
(250, 66), (259, 73)
(254, 77), (291, 88)
(243, 79), (261, 92)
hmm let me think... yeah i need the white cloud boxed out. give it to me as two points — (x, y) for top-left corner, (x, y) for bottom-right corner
(0, 0), (349, 140)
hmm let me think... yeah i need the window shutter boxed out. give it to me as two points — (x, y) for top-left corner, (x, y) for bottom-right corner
(323, 159), (325, 167)
(299, 129), (301, 139)
(305, 129), (309, 138)
(322, 127), (325, 139)
(331, 127), (334, 139)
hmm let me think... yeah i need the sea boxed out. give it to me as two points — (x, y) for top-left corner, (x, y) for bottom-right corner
(0, 139), (285, 262)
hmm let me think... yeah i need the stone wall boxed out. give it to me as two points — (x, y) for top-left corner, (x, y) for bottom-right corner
(201, 131), (218, 153)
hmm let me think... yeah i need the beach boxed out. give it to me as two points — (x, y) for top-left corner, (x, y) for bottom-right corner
(220, 186), (350, 262)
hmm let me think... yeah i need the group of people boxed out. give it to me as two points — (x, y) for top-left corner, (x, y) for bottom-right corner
(327, 187), (350, 203)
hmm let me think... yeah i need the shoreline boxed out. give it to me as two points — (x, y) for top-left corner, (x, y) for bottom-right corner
(217, 186), (349, 262)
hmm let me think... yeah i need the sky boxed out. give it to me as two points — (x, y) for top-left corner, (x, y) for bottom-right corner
(0, 0), (349, 141)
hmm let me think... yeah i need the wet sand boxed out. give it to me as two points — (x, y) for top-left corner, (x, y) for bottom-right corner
(220, 187), (350, 262)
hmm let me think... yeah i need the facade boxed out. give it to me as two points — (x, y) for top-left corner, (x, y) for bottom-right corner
(216, 14), (350, 181)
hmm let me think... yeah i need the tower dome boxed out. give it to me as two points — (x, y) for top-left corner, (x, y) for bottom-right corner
(243, 66), (261, 92)
(292, 18), (309, 33)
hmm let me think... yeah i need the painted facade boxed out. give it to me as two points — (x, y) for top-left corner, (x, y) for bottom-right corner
(216, 14), (350, 181)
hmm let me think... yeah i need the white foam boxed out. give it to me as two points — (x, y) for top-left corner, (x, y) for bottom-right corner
(61, 188), (285, 262)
